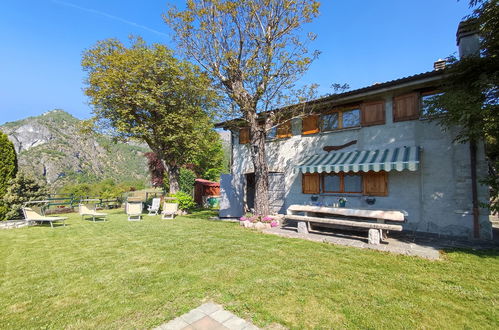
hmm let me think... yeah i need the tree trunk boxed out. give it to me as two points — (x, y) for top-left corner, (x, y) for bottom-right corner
(167, 165), (180, 194)
(249, 124), (270, 216)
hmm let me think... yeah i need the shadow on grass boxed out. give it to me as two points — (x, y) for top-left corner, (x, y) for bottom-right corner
(183, 209), (219, 220)
(441, 247), (499, 259)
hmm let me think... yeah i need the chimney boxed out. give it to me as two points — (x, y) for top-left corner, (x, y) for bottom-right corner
(433, 59), (446, 70)
(456, 19), (480, 58)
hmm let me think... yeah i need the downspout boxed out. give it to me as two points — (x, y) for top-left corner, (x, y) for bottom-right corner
(229, 129), (234, 175)
(470, 139), (480, 238)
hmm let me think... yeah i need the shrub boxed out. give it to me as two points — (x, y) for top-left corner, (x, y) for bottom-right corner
(202, 168), (221, 182)
(0, 132), (18, 220)
(171, 191), (196, 211)
(3, 173), (48, 220)
(179, 168), (196, 194)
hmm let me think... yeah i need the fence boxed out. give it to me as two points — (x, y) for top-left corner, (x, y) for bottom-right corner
(46, 194), (122, 209)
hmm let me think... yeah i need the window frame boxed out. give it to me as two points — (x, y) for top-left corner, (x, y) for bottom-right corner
(321, 172), (363, 194)
(320, 106), (361, 132)
(420, 90), (445, 119)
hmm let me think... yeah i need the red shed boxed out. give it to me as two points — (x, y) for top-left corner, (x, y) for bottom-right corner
(194, 179), (220, 206)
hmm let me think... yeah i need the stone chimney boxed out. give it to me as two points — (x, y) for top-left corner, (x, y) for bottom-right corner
(433, 59), (446, 70)
(456, 19), (480, 58)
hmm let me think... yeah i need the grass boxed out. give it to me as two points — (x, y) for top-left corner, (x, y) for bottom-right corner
(0, 210), (498, 329)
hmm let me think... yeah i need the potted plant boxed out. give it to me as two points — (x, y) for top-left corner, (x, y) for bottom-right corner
(338, 197), (347, 208)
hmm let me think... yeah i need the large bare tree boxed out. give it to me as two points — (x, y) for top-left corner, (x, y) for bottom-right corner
(166, 0), (320, 215)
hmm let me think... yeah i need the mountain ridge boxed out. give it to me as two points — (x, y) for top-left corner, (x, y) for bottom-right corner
(0, 110), (150, 189)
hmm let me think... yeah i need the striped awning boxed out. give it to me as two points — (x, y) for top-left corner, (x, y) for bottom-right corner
(298, 146), (420, 173)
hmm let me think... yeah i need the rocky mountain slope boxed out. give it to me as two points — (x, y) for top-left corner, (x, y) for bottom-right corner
(0, 110), (149, 189)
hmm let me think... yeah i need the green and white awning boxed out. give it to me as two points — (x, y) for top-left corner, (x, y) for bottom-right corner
(298, 146), (420, 173)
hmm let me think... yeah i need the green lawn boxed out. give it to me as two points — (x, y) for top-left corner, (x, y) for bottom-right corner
(0, 210), (498, 329)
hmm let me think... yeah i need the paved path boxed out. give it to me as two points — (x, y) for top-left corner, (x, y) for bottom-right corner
(154, 302), (259, 330)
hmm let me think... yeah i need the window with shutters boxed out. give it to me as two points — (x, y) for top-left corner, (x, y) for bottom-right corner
(393, 93), (419, 122)
(239, 127), (250, 144)
(301, 115), (319, 135)
(363, 171), (388, 196)
(361, 100), (385, 126)
(302, 173), (320, 194)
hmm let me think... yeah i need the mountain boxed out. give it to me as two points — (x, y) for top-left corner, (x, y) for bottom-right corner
(0, 110), (150, 189)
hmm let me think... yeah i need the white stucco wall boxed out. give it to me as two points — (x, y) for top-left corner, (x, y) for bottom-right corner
(229, 94), (492, 239)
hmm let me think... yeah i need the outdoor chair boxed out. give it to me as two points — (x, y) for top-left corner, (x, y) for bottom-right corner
(126, 201), (143, 221)
(79, 201), (107, 222)
(161, 202), (178, 220)
(22, 206), (67, 228)
(147, 198), (161, 216)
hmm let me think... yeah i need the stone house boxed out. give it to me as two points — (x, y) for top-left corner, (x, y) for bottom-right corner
(218, 21), (492, 239)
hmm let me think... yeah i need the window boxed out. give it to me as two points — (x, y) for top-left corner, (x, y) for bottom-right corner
(421, 92), (444, 118)
(302, 171), (388, 196)
(239, 127), (250, 144)
(344, 173), (362, 192)
(321, 108), (360, 132)
(302, 115), (319, 135)
(302, 173), (320, 194)
(361, 101), (385, 126)
(323, 174), (341, 192)
(342, 109), (361, 128)
(393, 93), (419, 122)
(363, 171), (388, 196)
(322, 112), (339, 131)
(266, 127), (277, 140)
(322, 173), (362, 194)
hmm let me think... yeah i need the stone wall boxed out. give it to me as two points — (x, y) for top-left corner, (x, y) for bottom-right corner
(229, 92), (492, 239)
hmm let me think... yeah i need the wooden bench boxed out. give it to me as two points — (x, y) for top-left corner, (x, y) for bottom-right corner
(285, 204), (406, 245)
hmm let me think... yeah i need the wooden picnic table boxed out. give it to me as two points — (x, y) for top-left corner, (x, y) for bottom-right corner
(285, 204), (406, 245)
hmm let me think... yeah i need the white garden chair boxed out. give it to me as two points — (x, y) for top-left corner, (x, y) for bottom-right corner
(161, 202), (178, 220)
(147, 198), (161, 216)
(126, 201), (143, 221)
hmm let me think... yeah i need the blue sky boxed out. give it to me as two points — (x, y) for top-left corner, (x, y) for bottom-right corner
(0, 0), (472, 125)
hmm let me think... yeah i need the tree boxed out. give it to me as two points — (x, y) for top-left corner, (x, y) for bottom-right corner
(0, 131), (18, 220)
(144, 152), (166, 188)
(166, 0), (320, 215)
(3, 173), (48, 220)
(425, 0), (498, 234)
(82, 37), (219, 193)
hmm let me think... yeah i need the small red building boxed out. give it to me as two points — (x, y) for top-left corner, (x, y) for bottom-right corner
(194, 179), (220, 206)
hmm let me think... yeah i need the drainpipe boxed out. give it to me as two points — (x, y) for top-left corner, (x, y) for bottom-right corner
(470, 140), (480, 238)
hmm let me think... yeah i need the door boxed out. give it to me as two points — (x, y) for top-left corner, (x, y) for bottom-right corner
(219, 174), (244, 218)
(245, 172), (285, 214)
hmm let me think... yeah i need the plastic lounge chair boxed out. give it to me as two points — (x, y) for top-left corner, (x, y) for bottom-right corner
(161, 202), (178, 219)
(126, 201), (143, 221)
(147, 198), (161, 216)
(79, 202), (107, 222)
(22, 207), (67, 228)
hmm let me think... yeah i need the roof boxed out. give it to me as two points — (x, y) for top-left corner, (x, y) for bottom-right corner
(216, 69), (445, 128)
(195, 178), (220, 187)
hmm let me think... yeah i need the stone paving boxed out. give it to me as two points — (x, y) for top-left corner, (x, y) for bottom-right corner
(262, 224), (499, 260)
(154, 302), (259, 330)
(0, 220), (30, 230)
